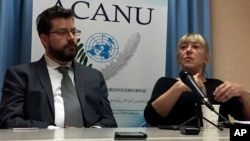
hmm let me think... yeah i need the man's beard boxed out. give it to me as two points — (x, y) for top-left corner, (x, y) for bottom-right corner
(49, 41), (77, 62)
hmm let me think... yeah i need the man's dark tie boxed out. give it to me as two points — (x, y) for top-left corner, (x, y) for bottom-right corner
(58, 67), (83, 127)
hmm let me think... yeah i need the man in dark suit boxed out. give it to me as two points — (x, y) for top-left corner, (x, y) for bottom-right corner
(0, 6), (117, 129)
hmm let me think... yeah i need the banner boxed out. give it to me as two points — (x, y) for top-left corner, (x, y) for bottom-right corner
(32, 0), (167, 127)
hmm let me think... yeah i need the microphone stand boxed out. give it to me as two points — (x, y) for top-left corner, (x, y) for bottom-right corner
(176, 98), (224, 133)
(178, 70), (232, 132)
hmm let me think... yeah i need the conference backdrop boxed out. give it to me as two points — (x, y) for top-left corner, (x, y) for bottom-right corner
(31, 0), (167, 127)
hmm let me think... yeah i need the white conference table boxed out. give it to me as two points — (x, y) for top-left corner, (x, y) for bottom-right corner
(0, 127), (229, 141)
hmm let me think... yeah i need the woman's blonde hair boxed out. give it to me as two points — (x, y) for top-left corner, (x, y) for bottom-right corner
(178, 33), (209, 54)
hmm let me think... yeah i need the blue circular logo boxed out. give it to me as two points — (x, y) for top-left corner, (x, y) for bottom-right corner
(85, 33), (119, 63)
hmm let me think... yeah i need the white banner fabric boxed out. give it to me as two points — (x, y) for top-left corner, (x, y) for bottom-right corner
(32, 0), (167, 127)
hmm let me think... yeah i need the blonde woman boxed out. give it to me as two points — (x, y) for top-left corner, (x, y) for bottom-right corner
(144, 33), (250, 127)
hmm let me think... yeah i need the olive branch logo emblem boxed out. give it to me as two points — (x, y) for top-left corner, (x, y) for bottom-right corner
(76, 38), (92, 67)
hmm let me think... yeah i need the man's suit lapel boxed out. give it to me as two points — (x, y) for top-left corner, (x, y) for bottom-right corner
(34, 57), (55, 114)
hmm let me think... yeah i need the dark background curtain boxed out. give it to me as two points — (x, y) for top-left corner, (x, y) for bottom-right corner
(0, 0), (32, 101)
(0, 0), (211, 101)
(166, 0), (212, 78)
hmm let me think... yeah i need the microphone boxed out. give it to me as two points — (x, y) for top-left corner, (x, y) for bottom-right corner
(179, 70), (215, 111)
(179, 70), (232, 127)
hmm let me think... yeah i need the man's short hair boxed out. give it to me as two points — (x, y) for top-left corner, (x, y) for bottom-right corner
(36, 6), (74, 36)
